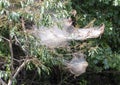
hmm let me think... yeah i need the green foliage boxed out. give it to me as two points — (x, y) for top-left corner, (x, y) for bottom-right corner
(72, 0), (120, 72)
(0, 0), (120, 84)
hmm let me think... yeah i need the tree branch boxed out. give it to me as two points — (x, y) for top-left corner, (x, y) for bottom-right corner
(0, 36), (10, 42)
(9, 35), (14, 74)
(7, 58), (31, 85)
(13, 59), (30, 79)
(0, 78), (7, 85)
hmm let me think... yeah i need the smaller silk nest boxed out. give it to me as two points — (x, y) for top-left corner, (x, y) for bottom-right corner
(65, 52), (88, 77)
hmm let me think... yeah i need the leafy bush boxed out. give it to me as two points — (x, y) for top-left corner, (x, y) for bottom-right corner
(0, 0), (120, 85)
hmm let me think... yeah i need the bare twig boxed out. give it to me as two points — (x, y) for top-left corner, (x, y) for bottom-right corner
(9, 35), (14, 74)
(13, 58), (24, 63)
(14, 35), (28, 55)
(1, 35), (14, 73)
(0, 78), (7, 85)
(7, 35), (14, 85)
(0, 36), (10, 42)
(0, 35), (14, 85)
(7, 58), (31, 85)
(13, 59), (30, 79)
(21, 17), (26, 33)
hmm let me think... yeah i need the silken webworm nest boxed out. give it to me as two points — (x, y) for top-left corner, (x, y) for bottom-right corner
(65, 52), (88, 77)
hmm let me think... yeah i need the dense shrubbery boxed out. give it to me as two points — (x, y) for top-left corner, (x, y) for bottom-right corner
(0, 0), (120, 85)
(72, 0), (120, 71)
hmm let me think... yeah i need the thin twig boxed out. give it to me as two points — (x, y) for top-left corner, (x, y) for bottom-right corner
(13, 59), (30, 79)
(14, 35), (28, 55)
(1, 35), (14, 85)
(21, 17), (26, 33)
(9, 35), (14, 74)
(13, 58), (24, 63)
(7, 58), (31, 85)
(0, 78), (7, 85)
(1, 35), (14, 73)
(7, 35), (14, 85)
(0, 36), (10, 42)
